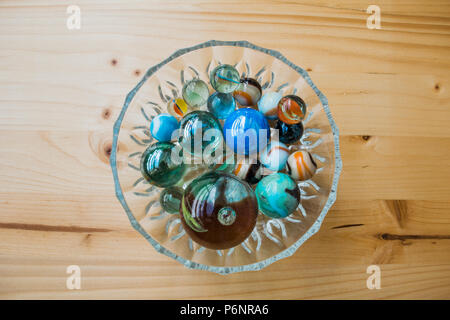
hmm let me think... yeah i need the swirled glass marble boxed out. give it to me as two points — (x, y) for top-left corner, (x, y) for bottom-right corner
(275, 120), (304, 144)
(210, 64), (240, 93)
(233, 158), (263, 185)
(207, 150), (236, 173)
(160, 186), (183, 214)
(140, 142), (186, 188)
(223, 108), (270, 155)
(255, 173), (301, 218)
(149, 113), (179, 142)
(180, 172), (258, 250)
(277, 95), (307, 124)
(258, 91), (282, 120)
(207, 92), (236, 120)
(178, 110), (223, 157)
(167, 98), (189, 120)
(182, 79), (210, 108)
(233, 78), (262, 107)
(260, 141), (290, 172)
(286, 150), (317, 181)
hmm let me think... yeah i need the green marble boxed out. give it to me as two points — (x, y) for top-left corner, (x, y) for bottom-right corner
(209, 64), (240, 93)
(178, 110), (224, 158)
(140, 142), (186, 188)
(160, 186), (183, 214)
(182, 79), (210, 108)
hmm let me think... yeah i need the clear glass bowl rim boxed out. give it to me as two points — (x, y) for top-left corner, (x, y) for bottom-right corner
(110, 40), (343, 274)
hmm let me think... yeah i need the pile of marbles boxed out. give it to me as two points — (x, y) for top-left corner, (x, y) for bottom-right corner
(141, 64), (318, 250)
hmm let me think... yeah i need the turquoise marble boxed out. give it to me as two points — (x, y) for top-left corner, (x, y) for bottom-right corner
(178, 110), (224, 158)
(140, 142), (186, 188)
(210, 64), (240, 93)
(149, 113), (179, 142)
(258, 91), (282, 120)
(160, 186), (183, 214)
(182, 79), (210, 108)
(260, 140), (290, 171)
(207, 92), (236, 119)
(255, 173), (300, 218)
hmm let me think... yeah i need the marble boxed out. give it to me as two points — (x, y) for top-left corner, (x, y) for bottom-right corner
(167, 98), (189, 120)
(233, 78), (262, 107)
(260, 141), (290, 172)
(275, 120), (304, 144)
(182, 79), (210, 108)
(207, 92), (236, 120)
(160, 186), (183, 214)
(207, 150), (236, 173)
(286, 150), (317, 181)
(223, 107), (270, 155)
(180, 171), (258, 250)
(257, 91), (282, 120)
(178, 110), (223, 158)
(278, 95), (307, 124)
(149, 113), (179, 142)
(210, 64), (240, 93)
(140, 142), (186, 188)
(233, 157), (263, 185)
(255, 173), (300, 218)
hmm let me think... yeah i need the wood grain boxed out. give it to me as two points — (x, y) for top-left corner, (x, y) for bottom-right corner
(0, 0), (449, 299)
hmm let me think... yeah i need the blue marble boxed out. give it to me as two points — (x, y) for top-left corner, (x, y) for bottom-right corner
(149, 113), (179, 142)
(258, 91), (282, 120)
(207, 92), (236, 120)
(260, 141), (290, 171)
(223, 107), (270, 155)
(255, 173), (300, 218)
(178, 110), (223, 157)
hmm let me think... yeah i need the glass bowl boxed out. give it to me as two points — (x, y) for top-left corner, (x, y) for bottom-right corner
(110, 40), (342, 274)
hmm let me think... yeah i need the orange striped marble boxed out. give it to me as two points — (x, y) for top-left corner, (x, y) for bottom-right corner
(286, 150), (317, 181)
(277, 95), (306, 124)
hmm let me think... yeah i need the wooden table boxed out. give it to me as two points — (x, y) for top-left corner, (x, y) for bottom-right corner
(1, 0), (449, 299)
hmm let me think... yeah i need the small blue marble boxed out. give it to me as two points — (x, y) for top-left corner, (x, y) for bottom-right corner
(207, 92), (236, 120)
(260, 140), (290, 171)
(258, 91), (282, 120)
(149, 113), (179, 142)
(223, 107), (270, 155)
(255, 173), (301, 218)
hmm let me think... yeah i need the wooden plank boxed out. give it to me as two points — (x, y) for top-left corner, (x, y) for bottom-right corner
(0, 200), (448, 266)
(0, 257), (449, 299)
